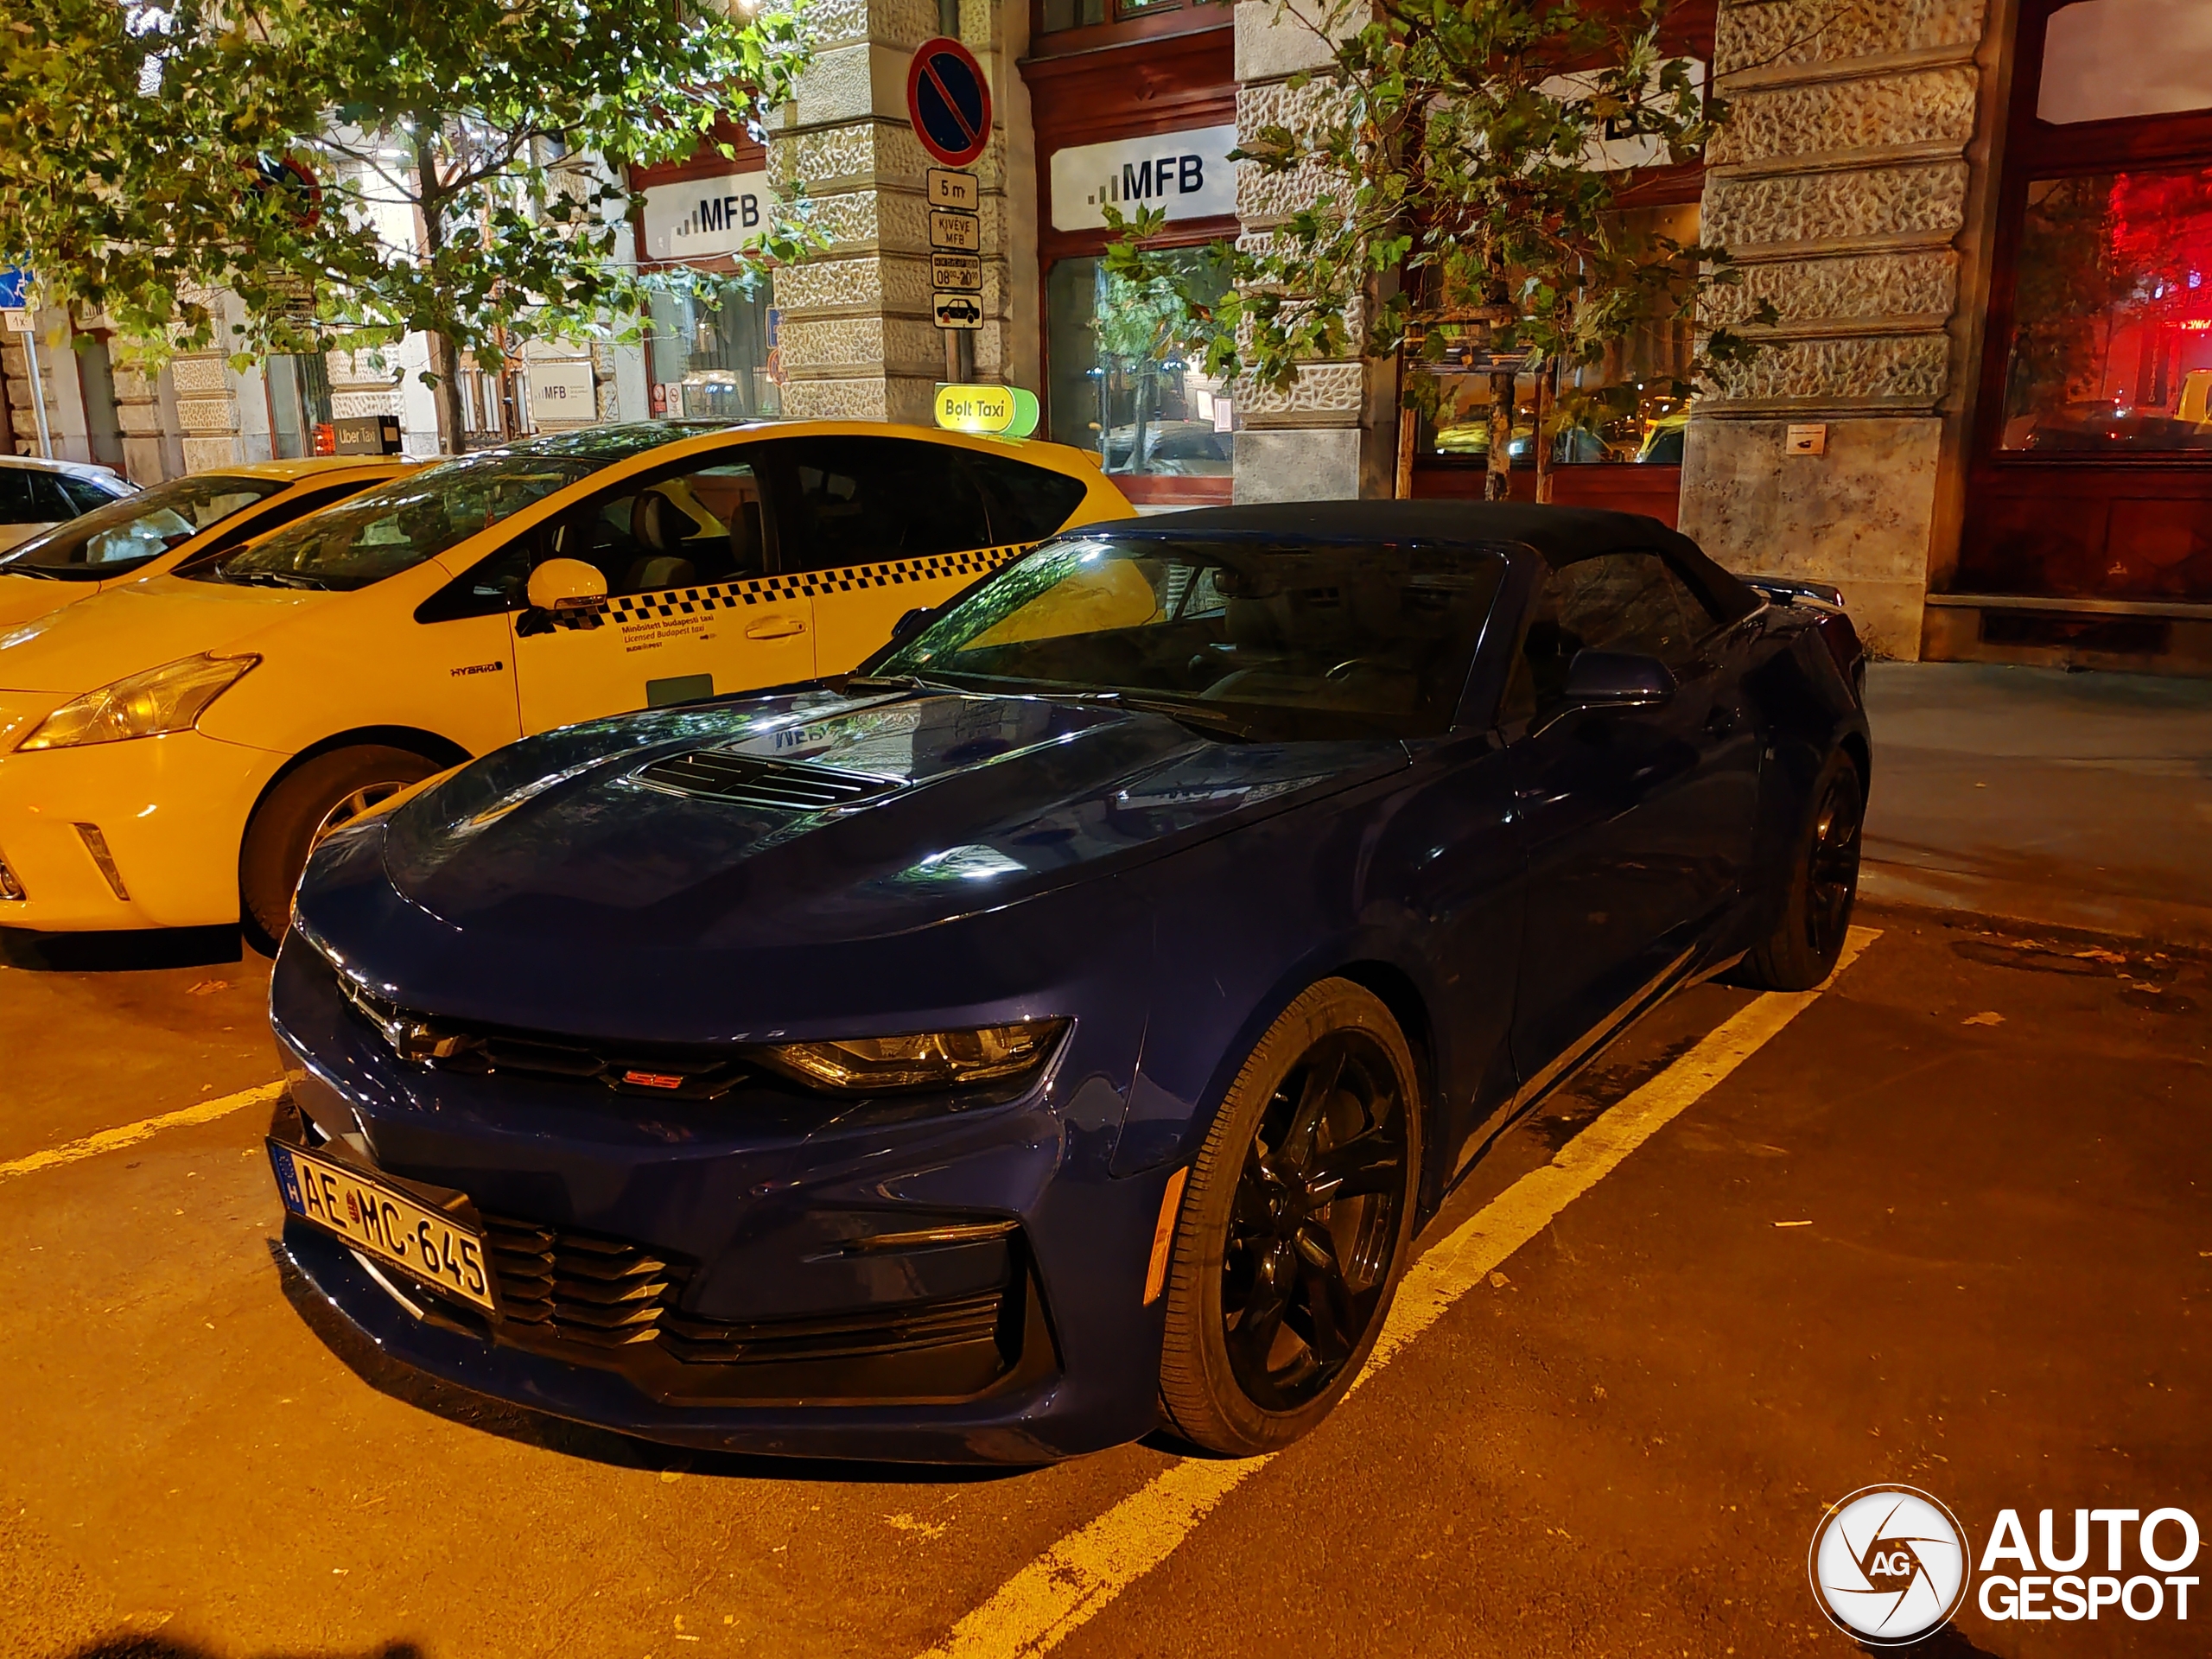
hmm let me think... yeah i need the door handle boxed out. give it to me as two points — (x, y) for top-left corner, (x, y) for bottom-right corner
(745, 616), (806, 639)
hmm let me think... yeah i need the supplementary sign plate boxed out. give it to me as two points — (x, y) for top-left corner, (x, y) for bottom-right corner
(929, 208), (982, 252)
(933, 292), (985, 330)
(931, 252), (982, 291)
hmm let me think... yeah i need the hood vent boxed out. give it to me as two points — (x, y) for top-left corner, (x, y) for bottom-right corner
(629, 749), (905, 812)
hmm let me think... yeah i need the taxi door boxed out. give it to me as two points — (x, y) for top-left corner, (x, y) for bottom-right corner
(506, 451), (813, 734)
(744, 434), (1020, 674)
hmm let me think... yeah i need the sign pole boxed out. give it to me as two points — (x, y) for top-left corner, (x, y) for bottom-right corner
(21, 320), (54, 461)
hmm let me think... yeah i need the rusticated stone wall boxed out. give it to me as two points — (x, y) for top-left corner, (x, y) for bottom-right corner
(1681, 0), (2000, 658)
(767, 0), (1017, 425)
(1230, 2), (1391, 502)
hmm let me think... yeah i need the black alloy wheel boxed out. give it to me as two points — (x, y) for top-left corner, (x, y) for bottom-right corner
(1157, 979), (1421, 1455)
(1222, 1029), (1409, 1409)
(1738, 748), (1864, 992)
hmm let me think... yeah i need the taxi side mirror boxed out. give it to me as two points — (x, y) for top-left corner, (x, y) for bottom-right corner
(525, 557), (608, 614)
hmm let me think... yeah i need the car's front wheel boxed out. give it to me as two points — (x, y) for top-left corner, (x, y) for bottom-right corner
(240, 745), (438, 951)
(1157, 979), (1421, 1456)
(1738, 747), (1864, 992)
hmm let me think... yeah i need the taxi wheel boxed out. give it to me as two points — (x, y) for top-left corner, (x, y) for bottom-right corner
(241, 746), (437, 951)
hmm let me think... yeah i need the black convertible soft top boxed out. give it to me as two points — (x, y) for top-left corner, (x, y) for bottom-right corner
(1105, 499), (1760, 623)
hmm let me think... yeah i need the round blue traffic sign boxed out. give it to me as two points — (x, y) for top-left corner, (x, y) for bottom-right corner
(907, 37), (992, 169)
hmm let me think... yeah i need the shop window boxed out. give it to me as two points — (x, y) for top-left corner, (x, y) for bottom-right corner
(1414, 202), (1700, 467)
(1046, 251), (1233, 480)
(1996, 164), (2212, 454)
(268, 353), (334, 459)
(2037, 0), (2212, 125)
(1039, 0), (1183, 30)
(647, 278), (779, 423)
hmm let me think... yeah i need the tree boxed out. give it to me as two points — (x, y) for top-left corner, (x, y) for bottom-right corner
(0, 0), (814, 448)
(1103, 0), (1772, 500)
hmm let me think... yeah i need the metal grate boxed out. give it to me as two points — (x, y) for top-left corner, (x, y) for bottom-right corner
(658, 1293), (1007, 1366)
(629, 750), (904, 812)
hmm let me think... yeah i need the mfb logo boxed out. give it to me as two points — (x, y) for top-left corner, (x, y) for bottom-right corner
(680, 192), (760, 241)
(1103, 153), (1208, 208)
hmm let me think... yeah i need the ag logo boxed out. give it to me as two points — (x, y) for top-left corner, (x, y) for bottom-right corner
(1810, 1485), (1971, 1644)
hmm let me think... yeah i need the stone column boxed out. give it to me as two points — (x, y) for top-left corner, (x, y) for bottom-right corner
(1230, 0), (1393, 503)
(168, 349), (250, 473)
(112, 362), (175, 482)
(769, 0), (1017, 424)
(1681, 0), (1997, 659)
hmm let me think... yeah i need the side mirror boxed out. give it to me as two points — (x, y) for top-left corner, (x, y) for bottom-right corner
(1563, 648), (1675, 708)
(889, 606), (933, 643)
(525, 557), (608, 614)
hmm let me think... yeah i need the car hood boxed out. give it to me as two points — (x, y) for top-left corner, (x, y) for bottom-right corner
(0, 573), (91, 630)
(359, 686), (1407, 962)
(0, 574), (316, 694)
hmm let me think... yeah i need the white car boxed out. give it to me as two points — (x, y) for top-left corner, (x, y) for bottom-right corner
(0, 454), (135, 553)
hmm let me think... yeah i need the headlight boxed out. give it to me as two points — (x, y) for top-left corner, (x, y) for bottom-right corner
(17, 653), (260, 751)
(758, 1019), (1066, 1095)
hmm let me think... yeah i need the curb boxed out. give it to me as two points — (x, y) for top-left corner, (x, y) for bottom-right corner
(1859, 860), (2212, 952)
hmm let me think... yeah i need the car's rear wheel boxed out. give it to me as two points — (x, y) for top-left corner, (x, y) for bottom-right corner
(240, 746), (437, 951)
(1157, 979), (1421, 1456)
(1738, 748), (1864, 992)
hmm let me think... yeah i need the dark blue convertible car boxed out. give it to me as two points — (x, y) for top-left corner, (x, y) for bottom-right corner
(266, 503), (1868, 1463)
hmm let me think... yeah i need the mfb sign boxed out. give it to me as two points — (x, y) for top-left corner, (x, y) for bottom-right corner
(640, 169), (771, 262)
(1049, 125), (1237, 232)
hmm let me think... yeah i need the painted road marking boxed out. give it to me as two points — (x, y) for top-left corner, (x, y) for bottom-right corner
(914, 925), (1881, 1659)
(0, 1082), (285, 1181)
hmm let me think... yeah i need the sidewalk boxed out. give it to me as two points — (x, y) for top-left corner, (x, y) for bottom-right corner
(1859, 660), (2212, 949)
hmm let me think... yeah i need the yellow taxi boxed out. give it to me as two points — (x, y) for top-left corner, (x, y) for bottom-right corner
(0, 457), (416, 627)
(0, 420), (1130, 944)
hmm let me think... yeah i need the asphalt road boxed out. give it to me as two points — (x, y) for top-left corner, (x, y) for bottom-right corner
(1, 908), (2205, 1659)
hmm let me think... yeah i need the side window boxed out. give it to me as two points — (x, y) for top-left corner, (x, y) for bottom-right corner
(0, 469), (43, 525)
(60, 475), (128, 515)
(756, 436), (992, 573)
(27, 473), (79, 522)
(1520, 552), (1701, 703)
(419, 456), (767, 621)
(964, 452), (1090, 544)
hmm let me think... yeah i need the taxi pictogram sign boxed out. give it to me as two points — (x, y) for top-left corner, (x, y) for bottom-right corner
(906, 37), (992, 169)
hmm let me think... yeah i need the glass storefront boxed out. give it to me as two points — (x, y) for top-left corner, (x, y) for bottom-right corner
(1046, 251), (1233, 480)
(646, 277), (779, 423)
(1415, 202), (1700, 467)
(267, 353), (334, 459)
(1998, 164), (2212, 454)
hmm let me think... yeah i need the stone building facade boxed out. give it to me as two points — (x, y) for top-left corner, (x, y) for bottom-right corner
(11, 0), (2209, 673)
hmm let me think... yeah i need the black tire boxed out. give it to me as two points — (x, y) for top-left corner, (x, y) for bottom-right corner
(1157, 979), (1421, 1456)
(1737, 748), (1864, 992)
(240, 746), (436, 950)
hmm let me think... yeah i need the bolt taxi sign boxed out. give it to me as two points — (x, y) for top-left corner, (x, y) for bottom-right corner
(907, 37), (991, 168)
(935, 384), (1039, 438)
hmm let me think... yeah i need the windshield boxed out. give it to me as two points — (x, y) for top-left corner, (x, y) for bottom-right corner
(0, 474), (283, 580)
(190, 453), (597, 592)
(877, 532), (1508, 739)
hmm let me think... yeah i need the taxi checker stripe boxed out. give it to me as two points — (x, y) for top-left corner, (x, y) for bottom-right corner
(556, 542), (1037, 631)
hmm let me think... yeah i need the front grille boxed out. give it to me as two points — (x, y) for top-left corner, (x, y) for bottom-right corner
(483, 1215), (687, 1347)
(479, 1213), (1011, 1370)
(630, 749), (904, 811)
(328, 967), (752, 1099)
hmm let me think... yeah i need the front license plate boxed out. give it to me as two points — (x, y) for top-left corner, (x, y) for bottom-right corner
(268, 1140), (496, 1313)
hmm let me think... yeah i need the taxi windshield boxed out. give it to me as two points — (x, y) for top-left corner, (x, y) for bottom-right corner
(879, 532), (1507, 740)
(0, 474), (284, 581)
(191, 453), (596, 592)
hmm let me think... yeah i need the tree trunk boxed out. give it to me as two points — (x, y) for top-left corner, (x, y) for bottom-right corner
(411, 130), (468, 454)
(1532, 359), (1554, 505)
(1485, 368), (1512, 503)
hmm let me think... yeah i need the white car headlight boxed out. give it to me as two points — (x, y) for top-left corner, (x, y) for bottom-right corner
(17, 653), (260, 751)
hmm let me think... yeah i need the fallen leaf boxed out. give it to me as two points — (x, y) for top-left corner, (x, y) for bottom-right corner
(2075, 947), (2126, 964)
(1487, 1270), (1510, 1288)
(186, 980), (229, 995)
(1962, 1011), (2005, 1026)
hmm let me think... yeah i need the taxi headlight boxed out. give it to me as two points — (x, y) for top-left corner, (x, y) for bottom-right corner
(757, 1019), (1067, 1095)
(17, 653), (260, 751)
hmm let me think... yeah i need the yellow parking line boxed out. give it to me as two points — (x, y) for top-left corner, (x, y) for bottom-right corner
(915, 926), (1882, 1659)
(0, 1082), (285, 1181)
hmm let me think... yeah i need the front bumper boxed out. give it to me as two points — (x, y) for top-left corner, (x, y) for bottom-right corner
(0, 723), (276, 929)
(269, 939), (1173, 1463)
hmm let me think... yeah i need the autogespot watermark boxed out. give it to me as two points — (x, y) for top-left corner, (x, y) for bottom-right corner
(1810, 1487), (2202, 1643)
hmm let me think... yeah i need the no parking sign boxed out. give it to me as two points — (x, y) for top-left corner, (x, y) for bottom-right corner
(906, 37), (991, 168)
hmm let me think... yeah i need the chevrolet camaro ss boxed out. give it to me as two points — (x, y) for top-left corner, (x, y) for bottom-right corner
(265, 503), (1870, 1463)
